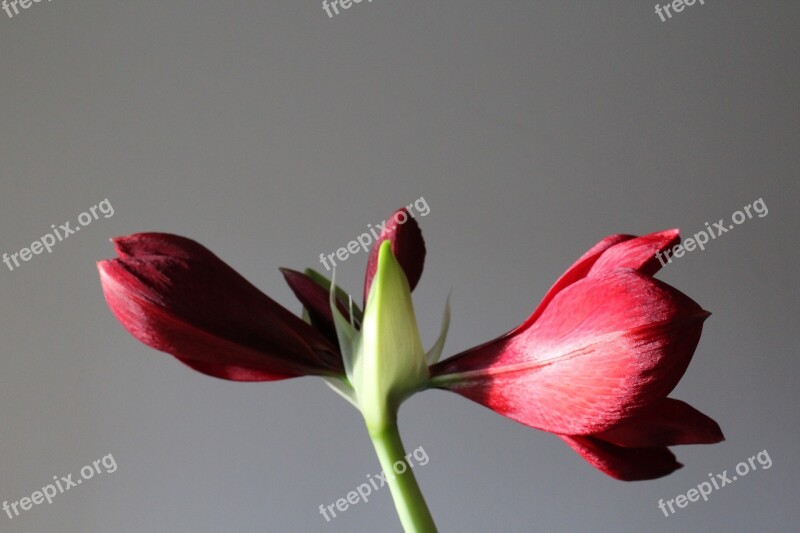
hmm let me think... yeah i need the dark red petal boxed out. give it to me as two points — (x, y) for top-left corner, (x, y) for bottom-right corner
(363, 208), (426, 305)
(594, 398), (724, 447)
(559, 435), (682, 481)
(175, 358), (295, 382)
(112, 232), (219, 260)
(280, 267), (354, 344)
(98, 233), (342, 381)
(431, 269), (709, 434)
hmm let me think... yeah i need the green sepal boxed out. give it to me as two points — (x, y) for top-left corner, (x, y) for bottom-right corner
(425, 292), (451, 365)
(353, 241), (429, 430)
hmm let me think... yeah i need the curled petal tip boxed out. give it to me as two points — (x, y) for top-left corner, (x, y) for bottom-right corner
(596, 398), (724, 448)
(561, 435), (684, 481)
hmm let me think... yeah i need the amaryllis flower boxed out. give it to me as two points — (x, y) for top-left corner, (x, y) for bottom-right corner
(98, 208), (722, 531)
(96, 209), (425, 384)
(429, 229), (723, 480)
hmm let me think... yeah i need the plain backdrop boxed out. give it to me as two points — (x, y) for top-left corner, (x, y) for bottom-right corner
(1, 1), (798, 532)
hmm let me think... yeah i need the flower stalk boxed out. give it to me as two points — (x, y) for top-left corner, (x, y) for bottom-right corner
(368, 422), (437, 532)
(343, 240), (438, 530)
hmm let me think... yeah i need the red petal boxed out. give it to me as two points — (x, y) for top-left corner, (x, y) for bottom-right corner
(508, 234), (633, 333)
(280, 267), (354, 344)
(516, 230), (678, 332)
(587, 229), (680, 278)
(431, 269), (709, 434)
(595, 398), (724, 447)
(559, 435), (682, 481)
(363, 208), (426, 305)
(98, 233), (342, 381)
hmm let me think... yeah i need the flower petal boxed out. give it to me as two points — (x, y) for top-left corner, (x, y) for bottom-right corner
(431, 269), (709, 434)
(280, 267), (355, 344)
(515, 230), (679, 333)
(594, 398), (724, 447)
(363, 208), (426, 305)
(511, 234), (634, 331)
(559, 435), (682, 481)
(587, 229), (680, 278)
(98, 233), (342, 381)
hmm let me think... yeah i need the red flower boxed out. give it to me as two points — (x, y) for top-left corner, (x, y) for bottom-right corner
(97, 208), (425, 382)
(97, 233), (342, 381)
(430, 230), (723, 480)
(98, 210), (722, 482)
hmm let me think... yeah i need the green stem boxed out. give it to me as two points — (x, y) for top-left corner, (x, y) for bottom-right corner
(368, 423), (437, 532)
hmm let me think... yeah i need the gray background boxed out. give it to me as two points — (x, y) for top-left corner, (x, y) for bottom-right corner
(1, 1), (798, 532)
